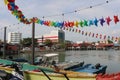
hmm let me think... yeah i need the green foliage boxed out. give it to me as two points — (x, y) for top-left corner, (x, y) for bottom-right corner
(59, 43), (65, 49)
(44, 39), (53, 47)
(21, 38), (38, 47)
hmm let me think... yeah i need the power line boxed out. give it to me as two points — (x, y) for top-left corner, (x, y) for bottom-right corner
(40, 0), (115, 18)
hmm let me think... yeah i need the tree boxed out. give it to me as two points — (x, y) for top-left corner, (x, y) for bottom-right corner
(21, 38), (38, 47)
(44, 39), (53, 47)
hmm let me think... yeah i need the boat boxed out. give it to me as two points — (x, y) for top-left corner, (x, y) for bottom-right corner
(34, 53), (59, 65)
(64, 61), (84, 70)
(0, 59), (96, 80)
(12, 58), (28, 63)
(96, 73), (120, 80)
(34, 53), (85, 71)
(66, 63), (107, 74)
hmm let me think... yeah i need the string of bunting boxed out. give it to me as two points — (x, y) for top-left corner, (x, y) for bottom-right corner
(4, 0), (119, 41)
(62, 27), (119, 42)
(4, 0), (120, 27)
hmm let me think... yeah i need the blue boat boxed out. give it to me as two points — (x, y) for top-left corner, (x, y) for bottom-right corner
(64, 61), (84, 70)
(66, 63), (107, 74)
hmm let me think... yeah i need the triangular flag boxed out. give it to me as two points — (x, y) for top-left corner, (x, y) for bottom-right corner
(82, 31), (84, 35)
(92, 33), (94, 37)
(96, 33), (98, 38)
(89, 32), (91, 36)
(78, 30), (81, 33)
(104, 35), (106, 39)
(100, 34), (102, 39)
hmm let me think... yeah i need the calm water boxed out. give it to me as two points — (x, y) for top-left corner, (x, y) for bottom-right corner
(64, 50), (120, 73)
(8, 50), (120, 73)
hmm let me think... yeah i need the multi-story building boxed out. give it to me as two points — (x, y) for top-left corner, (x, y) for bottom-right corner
(37, 30), (65, 43)
(8, 32), (22, 44)
(58, 30), (65, 43)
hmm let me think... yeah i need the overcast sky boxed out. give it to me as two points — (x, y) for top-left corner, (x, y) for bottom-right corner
(0, 0), (120, 42)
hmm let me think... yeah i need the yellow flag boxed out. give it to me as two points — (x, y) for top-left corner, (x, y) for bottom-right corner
(4, 0), (8, 5)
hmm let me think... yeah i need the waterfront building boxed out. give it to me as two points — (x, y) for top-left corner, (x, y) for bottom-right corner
(8, 32), (22, 44)
(37, 30), (65, 44)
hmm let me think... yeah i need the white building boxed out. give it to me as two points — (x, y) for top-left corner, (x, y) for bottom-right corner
(8, 32), (22, 44)
(37, 30), (65, 43)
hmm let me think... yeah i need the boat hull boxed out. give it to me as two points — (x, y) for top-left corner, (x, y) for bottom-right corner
(0, 65), (96, 80)
(24, 70), (96, 80)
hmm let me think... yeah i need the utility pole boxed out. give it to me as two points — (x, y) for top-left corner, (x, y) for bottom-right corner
(3, 27), (7, 59)
(42, 35), (44, 44)
(32, 21), (35, 65)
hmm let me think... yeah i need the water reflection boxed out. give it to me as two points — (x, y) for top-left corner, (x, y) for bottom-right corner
(65, 50), (120, 73)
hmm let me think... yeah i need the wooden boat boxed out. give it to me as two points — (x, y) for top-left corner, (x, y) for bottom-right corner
(0, 59), (96, 80)
(66, 63), (107, 74)
(96, 73), (120, 80)
(64, 61), (84, 70)
(34, 53), (59, 65)
(23, 70), (96, 80)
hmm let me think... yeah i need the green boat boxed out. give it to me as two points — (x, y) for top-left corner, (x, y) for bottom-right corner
(0, 59), (96, 80)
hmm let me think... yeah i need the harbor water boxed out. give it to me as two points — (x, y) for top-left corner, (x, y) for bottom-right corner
(7, 50), (120, 74)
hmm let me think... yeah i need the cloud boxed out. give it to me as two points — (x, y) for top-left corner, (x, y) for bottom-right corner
(0, 0), (120, 42)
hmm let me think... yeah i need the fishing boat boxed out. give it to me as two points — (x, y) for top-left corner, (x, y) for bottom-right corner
(64, 61), (84, 70)
(34, 53), (59, 65)
(65, 63), (107, 74)
(0, 59), (96, 80)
